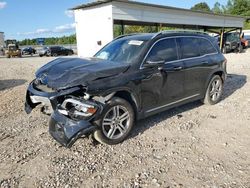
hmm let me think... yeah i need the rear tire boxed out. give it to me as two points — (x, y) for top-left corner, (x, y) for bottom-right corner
(238, 45), (243, 53)
(203, 75), (223, 105)
(93, 97), (135, 145)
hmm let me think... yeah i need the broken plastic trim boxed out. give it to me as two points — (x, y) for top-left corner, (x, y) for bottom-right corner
(49, 110), (97, 147)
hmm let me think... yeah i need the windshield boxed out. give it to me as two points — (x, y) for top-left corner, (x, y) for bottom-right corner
(94, 38), (147, 63)
(226, 33), (239, 42)
(9, 46), (17, 50)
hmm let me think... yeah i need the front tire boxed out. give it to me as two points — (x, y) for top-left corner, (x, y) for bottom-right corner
(93, 97), (134, 145)
(238, 45), (243, 53)
(203, 75), (223, 105)
(222, 47), (227, 54)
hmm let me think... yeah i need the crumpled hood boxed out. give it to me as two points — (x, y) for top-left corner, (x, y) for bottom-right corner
(36, 57), (129, 90)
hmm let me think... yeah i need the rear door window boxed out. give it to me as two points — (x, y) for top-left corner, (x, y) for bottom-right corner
(199, 38), (217, 55)
(179, 37), (200, 59)
(146, 38), (178, 62)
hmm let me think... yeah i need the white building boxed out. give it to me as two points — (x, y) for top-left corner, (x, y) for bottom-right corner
(0, 32), (4, 48)
(72, 0), (245, 57)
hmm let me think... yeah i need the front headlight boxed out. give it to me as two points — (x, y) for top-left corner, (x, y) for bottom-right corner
(59, 98), (98, 119)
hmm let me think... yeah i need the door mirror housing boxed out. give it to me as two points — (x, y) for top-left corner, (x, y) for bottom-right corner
(144, 60), (165, 68)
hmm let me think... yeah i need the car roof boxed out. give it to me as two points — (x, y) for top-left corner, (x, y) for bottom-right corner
(116, 33), (155, 41)
(156, 30), (210, 39)
(117, 30), (211, 42)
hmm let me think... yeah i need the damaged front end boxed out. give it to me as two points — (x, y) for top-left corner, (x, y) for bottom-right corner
(25, 80), (103, 147)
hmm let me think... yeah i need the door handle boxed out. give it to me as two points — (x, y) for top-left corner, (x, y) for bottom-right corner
(159, 66), (183, 72)
(201, 61), (209, 65)
(173, 66), (183, 71)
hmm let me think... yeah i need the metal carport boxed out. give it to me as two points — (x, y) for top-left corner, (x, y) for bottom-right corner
(72, 0), (245, 57)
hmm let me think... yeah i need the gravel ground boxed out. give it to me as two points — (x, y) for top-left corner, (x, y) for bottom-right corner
(0, 51), (250, 188)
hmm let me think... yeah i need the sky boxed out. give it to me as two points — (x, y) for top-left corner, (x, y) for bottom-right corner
(0, 0), (228, 40)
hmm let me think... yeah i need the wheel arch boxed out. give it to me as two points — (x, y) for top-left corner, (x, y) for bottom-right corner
(203, 69), (226, 97)
(212, 70), (226, 83)
(113, 90), (139, 120)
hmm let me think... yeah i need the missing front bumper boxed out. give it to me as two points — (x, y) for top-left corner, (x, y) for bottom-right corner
(24, 81), (81, 114)
(49, 111), (97, 147)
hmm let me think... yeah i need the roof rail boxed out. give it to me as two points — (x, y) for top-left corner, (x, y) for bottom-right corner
(114, 33), (137, 40)
(153, 29), (209, 38)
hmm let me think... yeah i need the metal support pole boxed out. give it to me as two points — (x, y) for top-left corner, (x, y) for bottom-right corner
(239, 28), (243, 53)
(121, 21), (124, 35)
(159, 23), (162, 32)
(220, 28), (224, 52)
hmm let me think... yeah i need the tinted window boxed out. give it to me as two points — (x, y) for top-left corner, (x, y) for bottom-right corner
(180, 37), (200, 59)
(199, 38), (217, 55)
(51, 46), (60, 50)
(147, 38), (178, 62)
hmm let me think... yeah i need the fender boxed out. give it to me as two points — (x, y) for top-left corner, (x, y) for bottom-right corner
(92, 87), (140, 115)
(204, 68), (226, 96)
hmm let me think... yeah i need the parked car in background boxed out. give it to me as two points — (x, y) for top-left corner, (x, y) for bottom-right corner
(25, 31), (227, 147)
(244, 35), (250, 47)
(241, 38), (249, 49)
(39, 46), (74, 57)
(218, 32), (242, 54)
(38, 47), (50, 57)
(22, 47), (36, 56)
(239, 33), (249, 49)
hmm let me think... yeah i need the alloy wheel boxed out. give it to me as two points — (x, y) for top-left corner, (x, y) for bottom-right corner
(102, 105), (130, 140)
(209, 79), (222, 101)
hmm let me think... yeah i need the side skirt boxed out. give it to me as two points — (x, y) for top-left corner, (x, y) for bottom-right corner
(137, 94), (202, 120)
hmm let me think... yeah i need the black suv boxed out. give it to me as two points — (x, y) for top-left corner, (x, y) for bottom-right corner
(218, 32), (242, 53)
(25, 31), (227, 147)
(39, 46), (74, 57)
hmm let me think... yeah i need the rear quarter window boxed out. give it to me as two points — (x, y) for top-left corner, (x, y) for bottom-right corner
(179, 37), (200, 59)
(199, 38), (217, 55)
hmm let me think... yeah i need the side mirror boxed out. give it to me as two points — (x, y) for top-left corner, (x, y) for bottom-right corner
(144, 60), (165, 68)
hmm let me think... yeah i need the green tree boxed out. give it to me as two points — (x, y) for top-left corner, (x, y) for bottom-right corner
(191, 2), (211, 12)
(212, 2), (224, 14)
(229, 0), (250, 16)
(223, 0), (250, 29)
(18, 34), (76, 46)
(113, 25), (159, 38)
